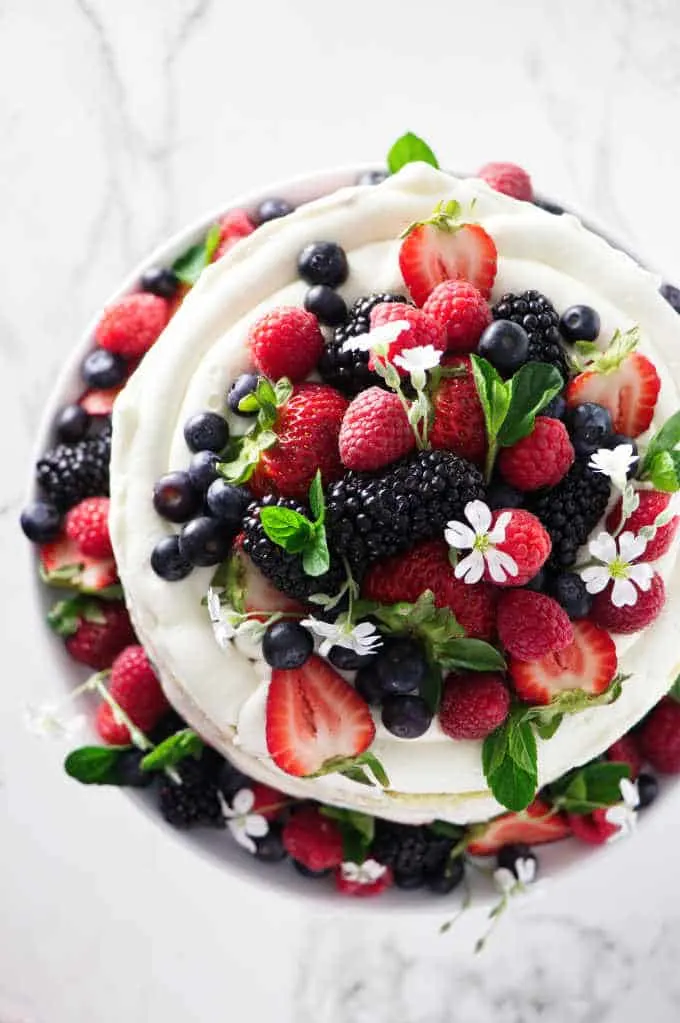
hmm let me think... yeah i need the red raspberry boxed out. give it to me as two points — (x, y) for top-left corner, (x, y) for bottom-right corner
(606, 734), (643, 779)
(281, 806), (344, 871)
(95, 644), (169, 744)
(249, 782), (289, 820)
(96, 293), (170, 358)
(422, 280), (491, 353)
(49, 597), (136, 670)
(248, 307), (324, 383)
(477, 162), (533, 201)
(590, 572), (665, 634)
(335, 864), (394, 897)
(65, 497), (113, 559)
(639, 697), (680, 773)
(497, 590), (573, 661)
(606, 490), (679, 562)
(487, 508), (552, 587)
(368, 302), (446, 374)
(339, 387), (414, 471)
(498, 417), (574, 492)
(213, 208), (255, 260)
(430, 355), (487, 465)
(568, 808), (619, 845)
(439, 672), (510, 740)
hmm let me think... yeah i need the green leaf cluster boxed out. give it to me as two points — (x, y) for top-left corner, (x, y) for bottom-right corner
(259, 470), (330, 577)
(172, 223), (221, 285)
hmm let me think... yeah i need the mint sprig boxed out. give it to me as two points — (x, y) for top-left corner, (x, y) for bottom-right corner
(639, 408), (680, 491)
(320, 806), (375, 863)
(259, 470), (330, 577)
(47, 595), (106, 637)
(64, 745), (131, 785)
(140, 729), (204, 773)
(548, 760), (630, 815)
(310, 751), (390, 788)
(219, 376), (291, 485)
(387, 132), (439, 175)
(172, 222), (221, 285)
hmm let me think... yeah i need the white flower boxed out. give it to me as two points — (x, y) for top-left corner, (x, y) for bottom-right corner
(445, 500), (519, 584)
(493, 867), (516, 895)
(219, 788), (269, 854)
(514, 856), (537, 885)
(393, 344), (442, 375)
(340, 859), (388, 885)
(493, 856), (536, 894)
(341, 320), (412, 355)
(580, 530), (654, 607)
(206, 587), (265, 648)
(605, 777), (640, 842)
(589, 444), (639, 492)
(24, 701), (86, 740)
(300, 615), (383, 658)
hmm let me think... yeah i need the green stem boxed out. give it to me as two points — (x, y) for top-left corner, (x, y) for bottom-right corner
(484, 439), (498, 483)
(90, 674), (153, 752)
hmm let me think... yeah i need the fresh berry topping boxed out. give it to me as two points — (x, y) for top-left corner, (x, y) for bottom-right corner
(254, 824), (288, 863)
(430, 355), (487, 465)
(466, 799), (571, 855)
(266, 655), (375, 776)
(159, 755), (224, 829)
(179, 516), (234, 568)
(213, 209), (255, 260)
(205, 479), (250, 527)
(559, 304), (601, 343)
(140, 266), (180, 299)
(439, 672), (510, 740)
(297, 241), (348, 288)
(606, 734), (643, 778)
(477, 320), (529, 375)
(606, 490), (679, 562)
(354, 664), (383, 705)
(339, 387), (414, 471)
(399, 219), (497, 305)
(566, 351), (660, 438)
(261, 621), (314, 669)
(381, 695), (432, 739)
(549, 572), (592, 619)
(422, 280), (491, 353)
(183, 411), (229, 454)
(335, 862), (394, 897)
(282, 806), (344, 871)
(36, 432), (111, 511)
(492, 291), (568, 380)
(327, 641), (377, 672)
(485, 508), (552, 587)
(509, 619), (617, 705)
(498, 590), (573, 661)
(524, 568), (548, 592)
(477, 161), (533, 201)
(227, 373), (260, 416)
(81, 348), (127, 390)
(566, 402), (614, 457)
(374, 636), (428, 696)
(20, 500), (62, 543)
(248, 307), (324, 383)
(530, 461), (611, 569)
(639, 697), (680, 773)
(498, 417), (575, 491)
(96, 644), (169, 744)
(153, 471), (201, 523)
(248, 782), (289, 820)
(660, 281), (680, 313)
(426, 855), (466, 895)
(229, 539), (305, 619)
(95, 292), (170, 359)
(55, 403), (91, 443)
(256, 197), (294, 224)
(304, 285), (348, 327)
(65, 496), (113, 559)
(319, 292), (406, 397)
(39, 535), (117, 593)
(567, 808), (619, 845)
(637, 772), (659, 808)
(150, 535), (193, 581)
(371, 820), (460, 889)
(541, 393), (567, 420)
(496, 843), (538, 881)
(79, 386), (124, 417)
(188, 450), (221, 492)
(114, 748), (155, 788)
(49, 597), (135, 670)
(590, 572), (665, 634)
(486, 480), (524, 510)
(368, 302), (446, 373)
(533, 197), (565, 216)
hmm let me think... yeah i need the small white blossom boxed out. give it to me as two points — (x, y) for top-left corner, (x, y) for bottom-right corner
(493, 867), (516, 895)
(24, 702), (86, 740)
(493, 856), (536, 894)
(605, 777), (640, 842)
(514, 856), (537, 885)
(445, 500), (518, 584)
(206, 587), (266, 648)
(393, 344), (443, 375)
(340, 859), (388, 885)
(342, 320), (412, 355)
(300, 615), (383, 658)
(589, 444), (639, 492)
(580, 530), (654, 608)
(219, 788), (269, 854)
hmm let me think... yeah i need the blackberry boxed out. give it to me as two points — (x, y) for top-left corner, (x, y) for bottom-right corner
(36, 432), (111, 511)
(492, 290), (569, 380)
(371, 820), (455, 886)
(530, 460), (611, 569)
(318, 292), (406, 397)
(158, 755), (225, 829)
(242, 494), (347, 601)
(326, 450), (485, 572)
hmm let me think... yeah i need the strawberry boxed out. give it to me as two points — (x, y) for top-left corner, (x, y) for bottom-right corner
(95, 644), (169, 744)
(361, 538), (497, 641)
(65, 496), (113, 559)
(590, 572), (665, 634)
(248, 307), (324, 383)
(467, 799), (571, 856)
(249, 782), (290, 820)
(79, 385), (124, 416)
(281, 806), (344, 870)
(430, 355), (487, 465)
(249, 382), (348, 500)
(439, 672), (510, 740)
(422, 280), (491, 353)
(476, 162), (533, 201)
(265, 655), (376, 777)
(497, 590), (573, 661)
(95, 292), (170, 359)
(39, 535), (117, 594)
(606, 490), (679, 562)
(606, 733), (643, 779)
(568, 809), (619, 845)
(339, 386), (415, 471)
(399, 205), (497, 305)
(498, 417), (575, 491)
(335, 863), (394, 897)
(486, 508), (552, 587)
(639, 696), (680, 773)
(48, 596), (135, 670)
(230, 539), (305, 619)
(509, 619), (617, 706)
(213, 208), (255, 260)
(368, 302), (446, 373)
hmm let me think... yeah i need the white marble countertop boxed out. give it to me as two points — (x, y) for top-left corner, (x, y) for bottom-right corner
(3, 0), (680, 1019)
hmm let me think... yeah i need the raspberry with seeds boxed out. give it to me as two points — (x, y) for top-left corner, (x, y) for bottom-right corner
(339, 387), (415, 471)
(368, 302), (446, 373)
(639, 697), (680, 773)
(422, 280), (491, 353)
(590, 572), (665, 634)
(606, 734), (643, 778)
(439, 672), (510, 740)
(213, 209), (255, 260)
(497, 589), (573, 661)
(65, 496), (113, 559)
(568, 808), (619, 845)
(95, 644), (169, 744)
(96, 293), (170, 359)
(248, 306), (324, 383)
(498, 417), (574, 492)
(487, 508), (552, 587)
(606, 490), (679, 562)
(282, 806), (344, 871)
(477, 162), (533, 201)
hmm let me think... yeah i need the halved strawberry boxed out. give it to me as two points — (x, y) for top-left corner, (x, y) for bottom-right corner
(39, 535), (118, 594)
(509, 619), (617, 706)
(265, 655), (376, 777)
(80, 386), (124, 416)
(229, 540), (304, 620)
(399, 214), (497, 305)
(467, 799), (571, 855)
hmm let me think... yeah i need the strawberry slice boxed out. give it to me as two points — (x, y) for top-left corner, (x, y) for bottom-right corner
(399, 215), (497, 306)
(229, 540), (304, 620)
(467, 799), (571, 855)
(79, 386), (125, 416)
(39, 535), (118, 594)
(265, 655), (376, 777)
(509, 619), (617, 706)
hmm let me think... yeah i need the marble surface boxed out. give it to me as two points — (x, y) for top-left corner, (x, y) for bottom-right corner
(2, 0), (680, 1019)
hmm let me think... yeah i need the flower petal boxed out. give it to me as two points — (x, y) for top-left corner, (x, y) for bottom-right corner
(487, 548), (519, 581)
(232, 788), (255, 815)
(245, 814), (269, 839)
(228, 819), (257, 854)
(487, 511), (512, 544)
(445, 521), (476, 550)
(611, 577), (638, 608)
(454, 550), (485, 584)
(617, 530), (647, 564)
(620, 777), (640, 810)
(465, 500), (492, 535)
(589, 531), (617, 564)
(628, 562), (653, 591)
(581, 566), (611, 594)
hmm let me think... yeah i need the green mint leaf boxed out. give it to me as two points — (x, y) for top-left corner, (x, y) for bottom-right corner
(140, 729), (203, 773)
(320, 806), (375, 862)
(439, 638), (506, 673)
(574, 341), (600, 358)
(497, 362), (564, 447)
(218, 430), (277, 485)
(427, 820), (465, 840)
(387, 132), (439, 174)
(359, 752), (390, 788)
(302, 531), (330, 577)
(641, 408), (680, 475)
(310, 751), (390, 788)
(482, 719), (510, 778)
(172, 223), (220, 285)
(421, 659), (444, 713)
(487, 755), (537, 813)
(308, 469), (325, 523)
(255, 377), (277, 406)
(482, 714), (538, 812)
(237, 393), (260, 413)
(470, 355), (511, 440)
(534, 714), (563, 741)
(648, 450), (680, 492)
(668, 673), (680, 703)
(274, 377), (293, 406)
(259, 506), (315, 552)
(507, 717), (537, 773)
(64, 745), (131, 785)
(47, 595), (104, 637)
(550, 760), (630, 814)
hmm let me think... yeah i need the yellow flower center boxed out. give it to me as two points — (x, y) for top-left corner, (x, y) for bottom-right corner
(608, 557), (630, 580)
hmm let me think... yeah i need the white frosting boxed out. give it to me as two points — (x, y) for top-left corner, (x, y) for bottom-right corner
(110, 164), (680, 825)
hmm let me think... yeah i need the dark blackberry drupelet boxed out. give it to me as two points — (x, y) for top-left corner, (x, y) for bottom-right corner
(36, 431), (111, 511)
(158, 755), (225, 829)
(530, 460), (611, 569)
(371, 821), (456, 888)
(318, 292), (406, 397)
(326, 450), (485, 572)
(492, 290), (569, 381)
(242, 494), (347, 601)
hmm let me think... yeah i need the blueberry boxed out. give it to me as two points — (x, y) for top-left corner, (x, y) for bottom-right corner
(487, 480), (524, 511)
(566, 402), (613, 457)
(304, 285), (348, 327)
(297, 242), (349, 288)
(206, 479), (250, 527)
(357, 169), (389, 186)
(184, 411), (229, 453)
(20, 500), (62, 543)
(328, 643), (377, 671)
(660, 282), (680, 314)
(496, 843), (538, 880)
(541, 394), (566, 420)
(188, 450), (221, 492)
(262, 621), (314, 669)
(227, 373), (260, 417)
(150, 535), (193, 581)
(179, 516), (233, 567)
(381, 695), (433, 739)
(153, 471), (201, 523)
(293, 861), (331, 879)
(524, 568), (548, 593)
(254, 823), (288, 863)
(559, 305), (601, 343)
(256, 197), (294, 224)
(54, 403), (91, 442)
(375, 636), (428, 695)
(636, 772), (659, 809)
(477, 320), (529, 374)
(533, 197), (565, 216)
(550, 571), (593, 618)
(115, 748), (155, 788)
(394, 869), (425, 890)
(354, 664), (383, 705)
(140, 266), (180, 299)
(81, 348), (127, 389)
(427, 856), (465, 895)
